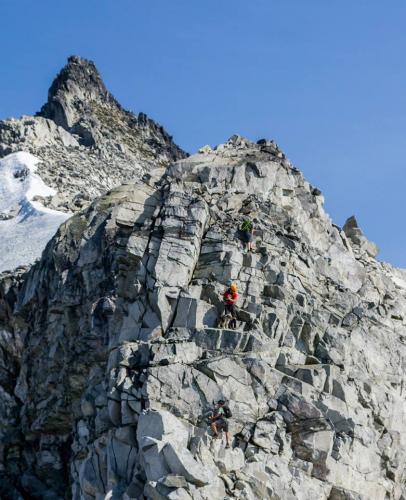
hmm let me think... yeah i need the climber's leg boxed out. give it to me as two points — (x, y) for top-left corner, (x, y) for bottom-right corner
(225, 431), (232, 448)
(218, 419), (232, 448)
(247, 231), (253, 252)
(226, 303), (237, 329)
(241, 230), (253, 252)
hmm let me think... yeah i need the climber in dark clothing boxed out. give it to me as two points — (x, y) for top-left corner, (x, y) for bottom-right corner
(223, 283), (238, 329)
(210, 400), (232, 448)
(240, 218), (254, 252)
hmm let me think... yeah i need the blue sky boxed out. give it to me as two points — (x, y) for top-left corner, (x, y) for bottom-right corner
(1, 0), (405, 266)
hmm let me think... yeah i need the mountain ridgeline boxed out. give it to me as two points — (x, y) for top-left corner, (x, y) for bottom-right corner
(0, 57), (405, 500)
(0, 56), (186, 213)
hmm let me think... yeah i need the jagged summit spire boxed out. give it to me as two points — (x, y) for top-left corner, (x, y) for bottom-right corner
(38, 55), (118, 131)
(48, 56), (112, 103)
(33, 55), (186, 159)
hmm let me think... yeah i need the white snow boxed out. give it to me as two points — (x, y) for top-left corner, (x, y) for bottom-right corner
(0, 152), (70, 273)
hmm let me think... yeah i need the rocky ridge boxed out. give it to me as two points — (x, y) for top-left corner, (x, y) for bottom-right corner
(0, 56), (186, 213)
(0, 135), (405, 499)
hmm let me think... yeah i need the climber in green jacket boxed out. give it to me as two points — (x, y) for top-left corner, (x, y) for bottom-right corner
(240, 218), (254, 253)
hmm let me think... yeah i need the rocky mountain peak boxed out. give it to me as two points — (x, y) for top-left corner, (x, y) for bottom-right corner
(0, 55), (186, 222)
(38, 55), (116, 131)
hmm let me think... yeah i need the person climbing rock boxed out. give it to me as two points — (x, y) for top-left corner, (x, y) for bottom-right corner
(240, 217), (254, 252)
(223, 283), (238, 329)
(210, 400), (232, 448)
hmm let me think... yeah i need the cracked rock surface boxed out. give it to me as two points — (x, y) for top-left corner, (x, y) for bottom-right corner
(0, 136), (405, 499)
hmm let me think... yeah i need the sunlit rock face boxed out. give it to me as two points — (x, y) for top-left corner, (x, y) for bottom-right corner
(0, 136), (405, 500)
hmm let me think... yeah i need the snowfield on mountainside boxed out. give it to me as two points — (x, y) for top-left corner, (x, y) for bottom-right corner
(0, 152), (69, 272)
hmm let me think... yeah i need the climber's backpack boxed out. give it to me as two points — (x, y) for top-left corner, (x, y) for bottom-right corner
(223, 406), (232, 419)
(241, 219), (253, 232)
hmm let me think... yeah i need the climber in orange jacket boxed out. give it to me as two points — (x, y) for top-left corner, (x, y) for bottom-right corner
(223, 283), (238, 329)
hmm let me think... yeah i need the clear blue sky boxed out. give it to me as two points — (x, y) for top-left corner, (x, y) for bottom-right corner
(1, 0), (405, 267)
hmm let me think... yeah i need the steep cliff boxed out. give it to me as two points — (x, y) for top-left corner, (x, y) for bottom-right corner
(1, 136), (405, 499)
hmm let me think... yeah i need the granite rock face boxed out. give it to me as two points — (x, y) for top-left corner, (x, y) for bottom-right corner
(0, 56), (186, 213)
(0, 136), (405, 499)
(343, 216), (379, 259)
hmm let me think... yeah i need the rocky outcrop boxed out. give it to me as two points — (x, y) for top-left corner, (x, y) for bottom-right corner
(38, 56), (118, 132)
(343, 216), (379, 258)
(1, 136), (405, 499)
(0, 56), (186, 213)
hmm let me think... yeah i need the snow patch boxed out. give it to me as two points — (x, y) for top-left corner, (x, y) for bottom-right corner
(0, 152), (70, 272)
(0, 152), (55, 213)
